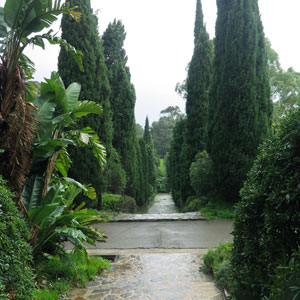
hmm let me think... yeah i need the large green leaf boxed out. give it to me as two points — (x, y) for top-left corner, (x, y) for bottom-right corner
(29, 203), (64, 227)
(4, 0), (24, 30)
(21, 175), (44, 210)
(34, 93), (56, 123)
(66, 82), (81, 110)
(72, 101), (103, 118)
(0, 7), (7, 38)
(40, 183), (65, 206)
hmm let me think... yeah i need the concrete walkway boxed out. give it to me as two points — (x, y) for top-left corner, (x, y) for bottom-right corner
(67, 194), (229, 300)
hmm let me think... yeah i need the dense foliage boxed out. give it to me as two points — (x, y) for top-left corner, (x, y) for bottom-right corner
(102, 20), (139, 199)
(185, 0), (213, 176)
(231, 106), (300, 299)
(201, 242), (233, 296)
(0, 0), (81, 197)
(0, 176), (35, 300)
(58, 0), (115, 208)
(207, 0), (273, 202)
(101, 193), (137, 213)
(189, 151), (213, 198)
(167, 118), (187, 207)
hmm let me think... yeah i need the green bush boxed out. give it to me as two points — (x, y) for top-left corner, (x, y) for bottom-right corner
(104, 149), (127, 194)
(264, 249), (300, 300)
(232, 107), (300, 299)
(183, 196), (204, 212)
(0, 176), (35, 300)
(102, 193), (137, 213)
(201, 242), (234, 296)
(189, 150), (213, 197)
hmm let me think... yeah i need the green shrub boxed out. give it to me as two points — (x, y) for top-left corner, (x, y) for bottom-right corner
(104, 149), (127, 194)
(0, 176), (35, 300)
(232, 107), (300, 299)
(183, 196), (204, 212)
(156, 176), (168, 192)
(189, 150), (213, 197)
(201, 242), (234, 296)
(201, 242), (233, 275)
(102, 193), (137, 213)
(263, 249), (300, 300)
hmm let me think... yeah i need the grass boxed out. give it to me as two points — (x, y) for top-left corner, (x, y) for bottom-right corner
(200, 200), (235, 219)
(159, 158), (167, 177)
(183, 195), (235, 219)
(33, 250), (111, 300)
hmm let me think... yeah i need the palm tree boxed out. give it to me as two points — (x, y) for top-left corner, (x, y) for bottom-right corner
(0, 0), (82, 200)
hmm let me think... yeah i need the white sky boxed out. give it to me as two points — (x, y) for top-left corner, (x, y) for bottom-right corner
(17, 0), (300, 125)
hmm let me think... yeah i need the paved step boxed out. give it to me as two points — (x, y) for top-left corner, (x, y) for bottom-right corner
(67, 252), (222, 300)
(110, 212), (205, 222)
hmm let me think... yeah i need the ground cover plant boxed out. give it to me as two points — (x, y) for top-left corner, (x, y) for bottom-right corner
(33, 250), (111, 300)
(201, 242), (233, 297)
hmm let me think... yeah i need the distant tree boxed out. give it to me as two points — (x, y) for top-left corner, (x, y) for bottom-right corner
(266, 39), (300, 125)
(58, 0), (114, 209)
(207, 0), (273, 202)
(102, 20), (139, 199)
(151, 106), (183, 158)
(136, 124), (144, 138)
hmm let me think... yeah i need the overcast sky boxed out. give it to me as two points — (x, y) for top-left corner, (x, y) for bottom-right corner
(20, 0), (300, 125)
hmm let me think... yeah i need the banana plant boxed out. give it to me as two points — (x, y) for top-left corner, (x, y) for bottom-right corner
(30, 72), (106, 196)
(0, 0), (82, 199)
(21, 72), (107, 258)
(22, 175), (107, 259)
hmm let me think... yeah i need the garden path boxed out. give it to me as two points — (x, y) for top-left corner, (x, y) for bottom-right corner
(67, 194), (229, 300)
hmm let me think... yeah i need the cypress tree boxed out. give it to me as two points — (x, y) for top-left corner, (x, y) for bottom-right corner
(207, 0), (272, 202)
(58, 0), (113, 208)
(102, 20), (139, 199)
(167, 118), (187, 208)
(143, 117), (156, 191)
(186, 0), (213, 157)
(179, 0), (213, 203)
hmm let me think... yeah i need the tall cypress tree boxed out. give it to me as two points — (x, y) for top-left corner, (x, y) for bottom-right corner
(143, 117), (156, 191)
(179, 0), (213, 202)
(207, 0), (273, 202)
(58, 0), (113, 208)
(102, 20), (139, 199)
(186, 0), (213, 157)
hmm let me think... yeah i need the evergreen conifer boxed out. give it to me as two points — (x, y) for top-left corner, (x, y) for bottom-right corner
(58, 0), (114, 208)
(102, 20), (139, 199)
(207, 0), (272, 202)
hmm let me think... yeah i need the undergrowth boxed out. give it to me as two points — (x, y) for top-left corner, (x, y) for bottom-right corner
(33, 250), (111, 300)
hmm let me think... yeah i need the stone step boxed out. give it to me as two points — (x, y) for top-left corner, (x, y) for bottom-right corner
(110, 212), (205, 222)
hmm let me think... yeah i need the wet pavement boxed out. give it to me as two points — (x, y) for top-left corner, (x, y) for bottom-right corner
(90, 220), (233, 249)
(67, 194), (228, 299)
(67, 253), (222, 300)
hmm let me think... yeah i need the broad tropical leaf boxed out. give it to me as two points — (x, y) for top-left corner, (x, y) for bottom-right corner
(21, 175), (44, 210)
(72, 101), (103, 118)
(66, 82), (81, 110)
